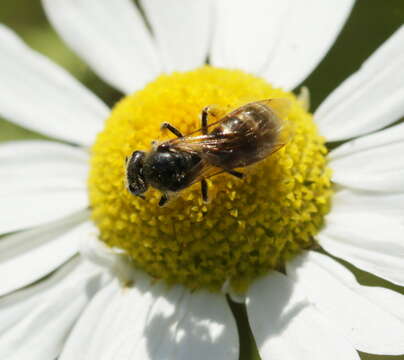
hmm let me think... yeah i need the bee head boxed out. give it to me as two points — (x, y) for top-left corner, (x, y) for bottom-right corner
(125, 151), (148, 198)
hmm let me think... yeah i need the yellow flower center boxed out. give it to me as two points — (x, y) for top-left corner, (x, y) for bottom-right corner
(89, 67), (332, 292)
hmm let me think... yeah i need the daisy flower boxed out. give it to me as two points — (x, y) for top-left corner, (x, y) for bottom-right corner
(1, 1), (404, 359)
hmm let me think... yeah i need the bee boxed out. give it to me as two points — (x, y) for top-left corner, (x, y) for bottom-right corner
(125, 99), (291, 206)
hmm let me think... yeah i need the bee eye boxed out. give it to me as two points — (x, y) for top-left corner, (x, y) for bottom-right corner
(128, 180), (148, 196)
(128, 183), (137, 193)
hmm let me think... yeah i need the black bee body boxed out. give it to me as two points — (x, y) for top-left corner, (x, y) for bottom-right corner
(125, 99), (289, 206)
(143, 150), (202, 192)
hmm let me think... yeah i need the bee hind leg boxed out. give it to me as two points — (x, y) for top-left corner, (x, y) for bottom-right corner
(201, 179), (208, 202)
(159, 193), (169, 206)
(161, 122), (183, 138)
(201, 105), (223, 134)
(201, 107), (209, 135)
(226, 170), (244, 179)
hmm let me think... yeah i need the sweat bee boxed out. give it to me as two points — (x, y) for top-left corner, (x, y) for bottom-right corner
(125, 99), (291, 206)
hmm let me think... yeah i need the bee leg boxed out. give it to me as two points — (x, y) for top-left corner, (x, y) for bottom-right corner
(201, 179), (208, 202)
(161, 122), (183, 138)
(159, 193), (169, 206)
(201, 107), (209, 135)
(226, 170), (244, 179)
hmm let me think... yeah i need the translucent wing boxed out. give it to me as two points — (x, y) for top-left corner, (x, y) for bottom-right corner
(162, 98), (292, 168)
(255, 98), (292, 119)
(187, 159), (226, 185)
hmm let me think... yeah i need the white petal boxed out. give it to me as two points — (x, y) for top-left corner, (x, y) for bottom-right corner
(317, 210), (404, 286)
(0, 257), (110, 360)
(247, 271), (359, 360)
(0, 141), (89, 234)
(330, 188), (404, 217)
(61, 274), (238, 360)
(0, 213), (94, 297)
(329, 123), (404, 191)
(80, 234), (138, 286)
(211, 0), (286, 74)
(359, 286), (404, 323)
(287, 252), (404, 355)
(0, 25), (108, 146)
(42, 0), (161, 94)
(140, 0), (212, 73)
(211, 0), (354, 90)
(316, 25), (404, 141)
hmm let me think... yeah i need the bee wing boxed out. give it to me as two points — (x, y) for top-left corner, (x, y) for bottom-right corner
(254, 98), (292, 119)
(182, 98), (292, 136)
(200, 132), (287, 165)
(166, 97), (292, 160)
(252, 98), (295, 144)
(183, 140), (286, 188)
(168, 125), (286, 164)
(193, 161), (226, 183)
(166, 131), (246, 154)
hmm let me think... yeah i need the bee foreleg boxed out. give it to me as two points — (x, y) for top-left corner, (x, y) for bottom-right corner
(201, 179), (208, 202)
(159, 193), (169, 206)
(161, 122), (183, 138)
(226, 170), (244, 179)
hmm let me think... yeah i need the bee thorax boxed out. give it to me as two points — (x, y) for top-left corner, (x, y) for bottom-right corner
(143, 150), (201, 192)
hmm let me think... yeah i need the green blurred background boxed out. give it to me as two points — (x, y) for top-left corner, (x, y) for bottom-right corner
(0, 1), (403, 359)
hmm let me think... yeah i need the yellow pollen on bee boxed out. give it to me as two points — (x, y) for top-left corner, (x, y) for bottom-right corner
(88, 66), (332, 293)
